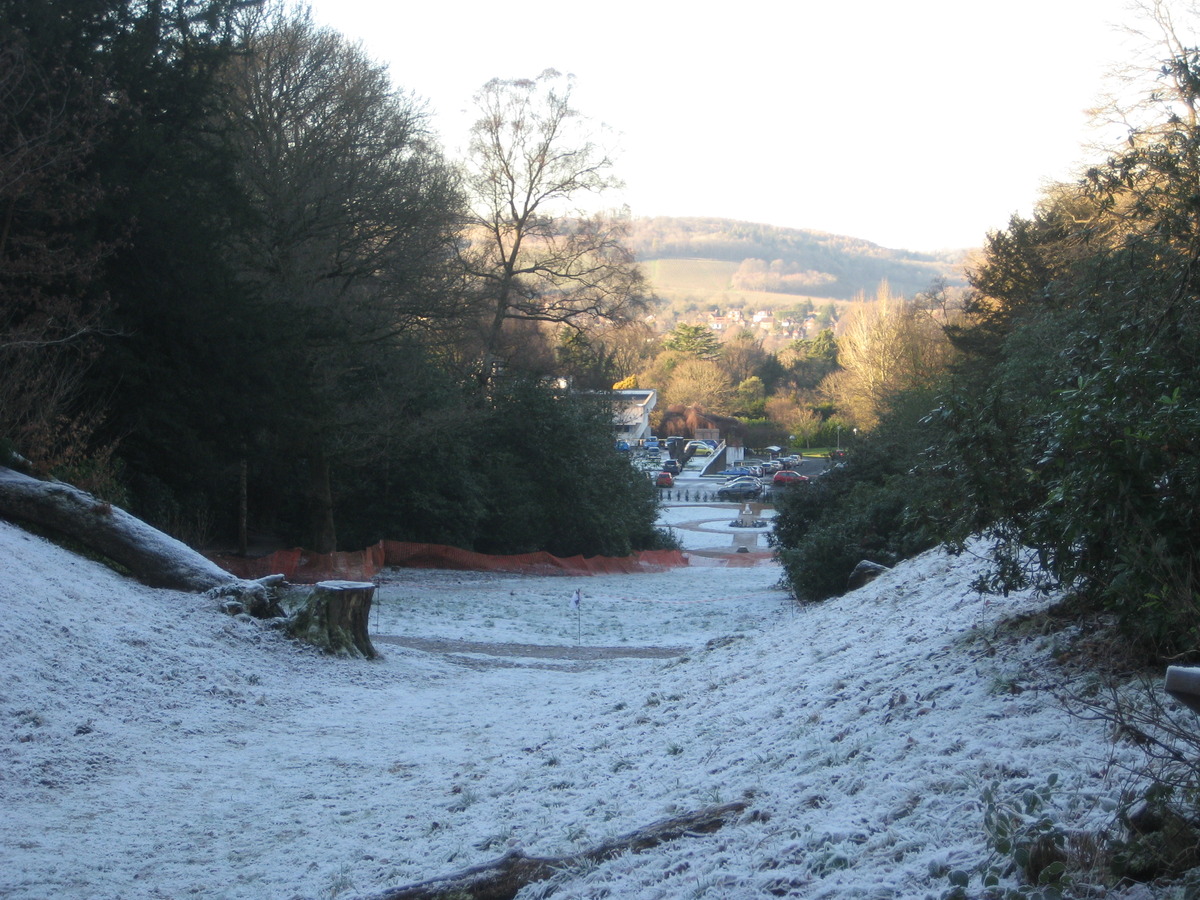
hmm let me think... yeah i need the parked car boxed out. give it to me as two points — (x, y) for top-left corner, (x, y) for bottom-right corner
(717, 476), (762, 501)
(655, 471), (675, 487)
(722, 474), (761, 488)
(773, 470), (809, 486)
(717, 466), (752, 478)
(660, 459), (682, 475)
(685, 440), (712, 456)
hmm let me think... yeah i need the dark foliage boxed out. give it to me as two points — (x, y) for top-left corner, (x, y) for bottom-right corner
(470, 379), (664, 558)
(771, 388), (949, 601)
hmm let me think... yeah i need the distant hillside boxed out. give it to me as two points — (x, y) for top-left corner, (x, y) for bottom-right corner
(628, 216), (969, 304)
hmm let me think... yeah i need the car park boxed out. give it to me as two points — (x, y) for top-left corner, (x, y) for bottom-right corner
(773, 469), (809, 486)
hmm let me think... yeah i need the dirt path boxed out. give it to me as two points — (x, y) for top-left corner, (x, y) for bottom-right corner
(374, 635), (687, 660)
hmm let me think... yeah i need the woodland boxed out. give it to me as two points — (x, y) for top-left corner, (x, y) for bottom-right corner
(0, 0), (669, 559)
(0, 0), (964, 562)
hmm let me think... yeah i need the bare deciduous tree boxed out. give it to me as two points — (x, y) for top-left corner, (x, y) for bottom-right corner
(823, 282), (955, 430)
(462, 70), (651, 380)
(663, 358), (734, 414)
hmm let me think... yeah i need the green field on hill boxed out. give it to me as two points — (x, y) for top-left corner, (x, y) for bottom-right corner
(640, 257), (850, 320)
(640, 258), (739, 293)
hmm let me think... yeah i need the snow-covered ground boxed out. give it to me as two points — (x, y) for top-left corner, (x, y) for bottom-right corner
(0, 500), (1154, 899)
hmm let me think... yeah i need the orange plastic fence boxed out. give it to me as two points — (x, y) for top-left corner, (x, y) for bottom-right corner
(211, 540), (689, 583)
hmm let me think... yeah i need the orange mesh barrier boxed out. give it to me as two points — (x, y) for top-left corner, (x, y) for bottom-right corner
(210, 540), (689, 583)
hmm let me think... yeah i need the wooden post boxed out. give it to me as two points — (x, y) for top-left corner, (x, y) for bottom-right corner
(289, 580), (378, 658)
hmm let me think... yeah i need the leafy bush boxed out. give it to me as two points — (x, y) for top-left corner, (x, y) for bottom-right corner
(331, 377), (664, 558)
(942, 775), (1081, 900)
(937, 241), (1200, 656)
(469, 378), (663, 558)
(772, 387), (950, 601)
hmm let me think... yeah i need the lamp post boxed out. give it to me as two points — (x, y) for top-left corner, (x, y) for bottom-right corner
(836, 425), (841, 451)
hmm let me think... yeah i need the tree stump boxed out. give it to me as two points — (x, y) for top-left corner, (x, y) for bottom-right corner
(289, 580), (377, 658)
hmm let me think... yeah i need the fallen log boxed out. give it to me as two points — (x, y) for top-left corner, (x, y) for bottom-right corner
(0, 465), (290, 614)
(0, 465), (241, 591)
(363, 801), (749, 900)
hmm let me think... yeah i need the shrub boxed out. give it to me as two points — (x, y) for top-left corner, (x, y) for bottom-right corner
(772, 386), (950, 601)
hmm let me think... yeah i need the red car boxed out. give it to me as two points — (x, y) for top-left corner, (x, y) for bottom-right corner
(655, 471), (675, 487)
(773, 470), (809, 486)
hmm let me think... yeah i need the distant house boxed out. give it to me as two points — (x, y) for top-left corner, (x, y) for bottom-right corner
(610, 389), (657, 444)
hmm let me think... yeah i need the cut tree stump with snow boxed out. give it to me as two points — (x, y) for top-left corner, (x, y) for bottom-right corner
(364, 801), (749, 900)
(289, 580), (377, 658)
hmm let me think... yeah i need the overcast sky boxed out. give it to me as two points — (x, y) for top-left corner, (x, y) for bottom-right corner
(306, 0), (1147, 252)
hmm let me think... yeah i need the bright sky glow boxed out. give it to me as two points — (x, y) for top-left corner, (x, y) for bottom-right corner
(306, 0), (1146, 251)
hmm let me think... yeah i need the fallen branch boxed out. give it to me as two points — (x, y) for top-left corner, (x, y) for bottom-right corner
(363, 801), (749, 900)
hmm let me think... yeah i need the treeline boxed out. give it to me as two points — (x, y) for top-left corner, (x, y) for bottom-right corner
(770, 11), (1200, 662)
(0, 1), (661, 558)
(634, 280), (952, 456)
(627, 216), (968, 300)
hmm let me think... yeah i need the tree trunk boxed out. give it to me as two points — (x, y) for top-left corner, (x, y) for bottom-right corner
(238, 449), (248, 557)
(364, 801), (749, 900)
(289, 580), (377, 658)
(307, 444), (337, 554)
(0, 465), (241, 591)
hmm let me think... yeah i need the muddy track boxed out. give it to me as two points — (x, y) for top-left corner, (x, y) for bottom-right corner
(374, 635), (688, 660)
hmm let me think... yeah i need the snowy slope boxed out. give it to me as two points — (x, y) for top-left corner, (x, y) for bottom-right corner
(0, 513), (1149, 899)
